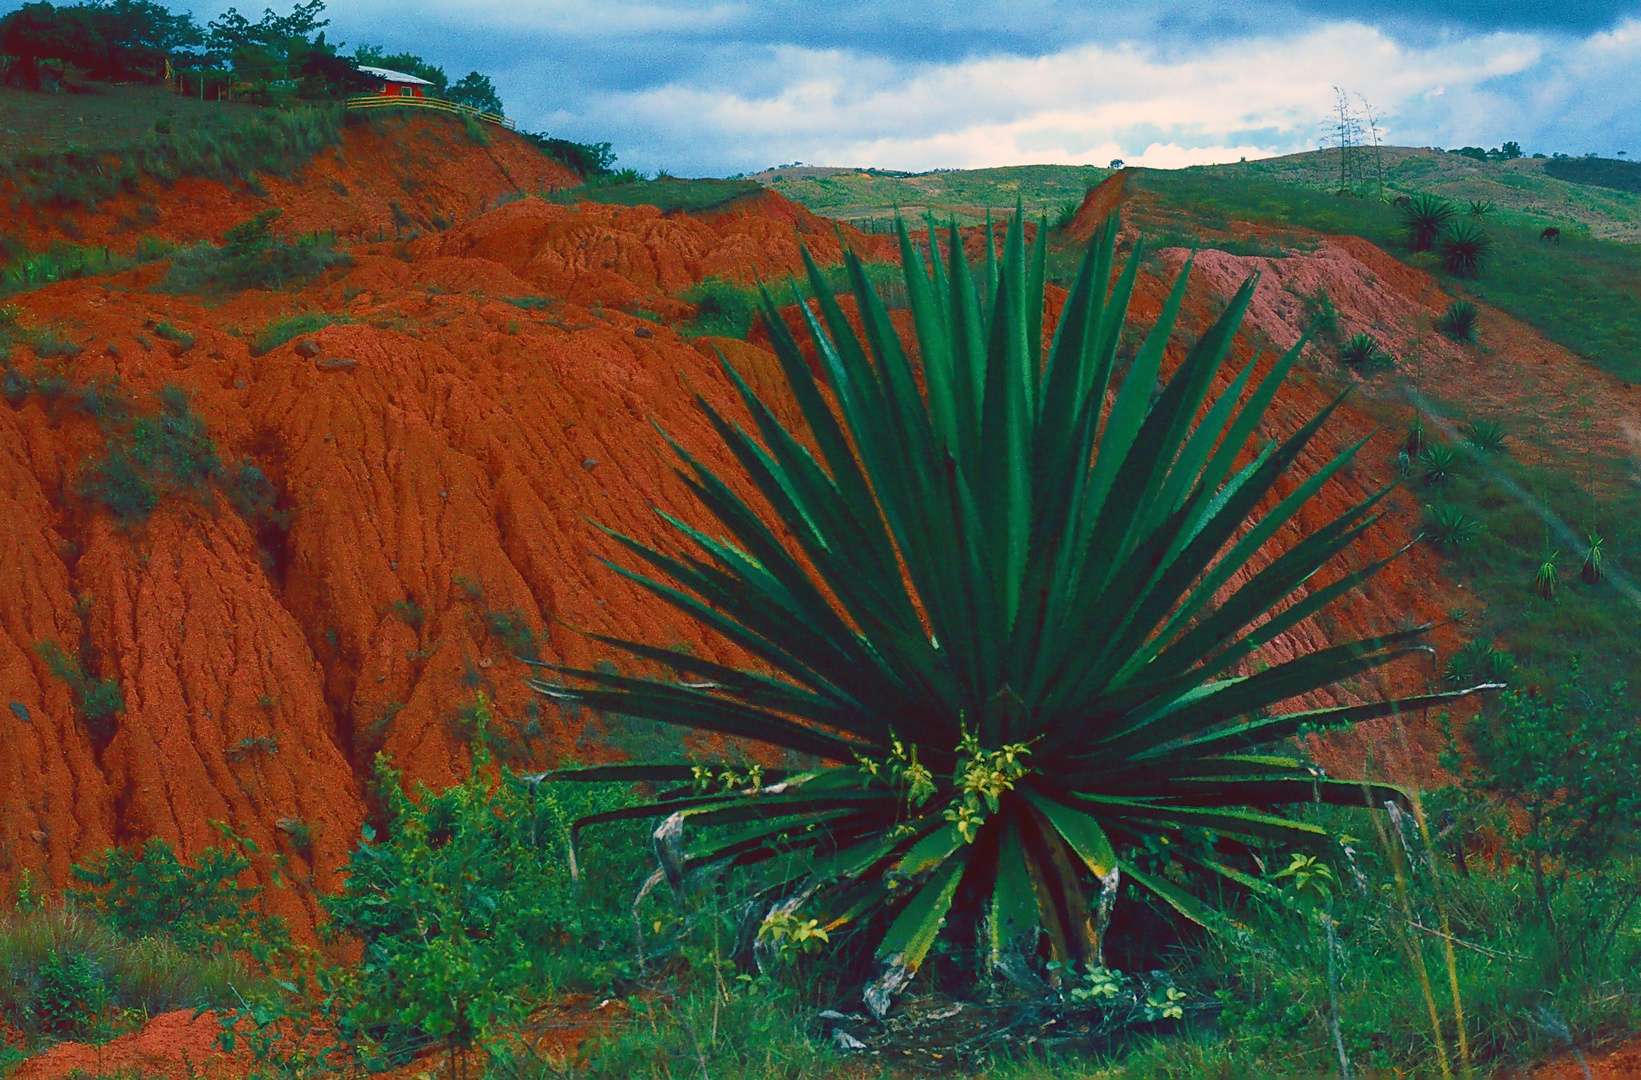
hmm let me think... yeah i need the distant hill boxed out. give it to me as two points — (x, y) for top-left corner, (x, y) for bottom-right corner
(757, 148), (1641, 242)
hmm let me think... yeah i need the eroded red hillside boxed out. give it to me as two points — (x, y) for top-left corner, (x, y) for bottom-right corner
(5, 140), (1617, 949)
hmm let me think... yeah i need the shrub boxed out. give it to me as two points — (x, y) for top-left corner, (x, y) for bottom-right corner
(252, 311), (347, 355)
(33, 641), (123, 739)
(1054, 198), (1082, 230)
(1457, 670), (1641, 920)
(323, 699), (644, 1067)
(0, 906), (257, 1039)
(543, 210), (1478, 1016)
(1437, 220), (1493, 278)
(681, 276), (759, 339)
(69, 836), (290, 959)
(1423, 503), (1481, 548)
(1400, 193), (1457, 252)
(1460, 418), (1506, 453)
(152, 321), (195, 353)
(163, 209), (350, 296)
(77, 385), (220, 524)
(36, 950), (106, 1034)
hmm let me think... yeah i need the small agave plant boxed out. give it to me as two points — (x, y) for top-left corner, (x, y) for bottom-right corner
(539, 209), (1488, 1014)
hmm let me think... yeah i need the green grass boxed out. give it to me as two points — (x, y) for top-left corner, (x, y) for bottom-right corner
(546, 177), (761, 215)
(0, 905), (261, 1040)
(252, 311), (350, 355)
(1127, 169), (1641, 382)
(678, 263), (908, 339)
(758, 163), (1111, 226)
(2, 104), (345, 212)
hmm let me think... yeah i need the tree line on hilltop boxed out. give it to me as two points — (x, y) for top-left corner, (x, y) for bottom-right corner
(0, 0), (503, 115)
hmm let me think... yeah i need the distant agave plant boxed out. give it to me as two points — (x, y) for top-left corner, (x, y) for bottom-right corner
(1535, 550), (1561, 600)
(1401, 193), (1458, 252)
(542, 208), (1486, 1013)
(1582, 531), (1605, 585)
(1437, 220), (1494, 278)
(1340, 332), (1391, 373)
(1445, 639), (1516, 687)
(1468, 199), (1495, 218)
(1460, 418), (1506, 454)
(1419, 443), (1457, 486)
(1437, 301), (1481, 343)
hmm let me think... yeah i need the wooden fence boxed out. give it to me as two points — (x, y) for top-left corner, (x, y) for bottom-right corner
(344, 95), (517, 131)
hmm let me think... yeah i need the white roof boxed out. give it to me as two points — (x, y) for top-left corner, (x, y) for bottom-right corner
(358, 65), (433, 86)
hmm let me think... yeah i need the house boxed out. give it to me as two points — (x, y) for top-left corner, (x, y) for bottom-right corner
(357, 65), (433, 99)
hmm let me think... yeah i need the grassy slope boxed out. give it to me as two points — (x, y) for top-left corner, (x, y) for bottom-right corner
(0, 83), (266, 161)
(759, 148), (1641, 240)
(755, 163), (1113, 226)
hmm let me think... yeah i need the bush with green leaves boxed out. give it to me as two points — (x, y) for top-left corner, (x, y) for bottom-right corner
(323, 696), (644, 1067)
(68, 835), (289, 959)
(35, 950), (106, 1034)
(163, 208), (350, 296)
(77, 385), (220, 523)
(1450, 668), (1641, 925)
(252, 311), (349, 356)
(542, 209), (1482, 1015)
(680, 276), (760, 339)
(33, 640), (123, 739)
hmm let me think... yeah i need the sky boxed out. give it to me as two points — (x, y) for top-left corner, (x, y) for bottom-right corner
(67, 1), (1641, 174)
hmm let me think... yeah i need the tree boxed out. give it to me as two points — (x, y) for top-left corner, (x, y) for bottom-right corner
(1493, 141), (1524, 160)
(543, 209), (1485, 1015)
(446, 70), (501, 115)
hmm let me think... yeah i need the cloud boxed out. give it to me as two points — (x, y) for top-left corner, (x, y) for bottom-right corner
(547, 22), (1582, 174)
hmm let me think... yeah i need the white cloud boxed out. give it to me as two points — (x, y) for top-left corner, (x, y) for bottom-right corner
(545, 21), (1585, 173)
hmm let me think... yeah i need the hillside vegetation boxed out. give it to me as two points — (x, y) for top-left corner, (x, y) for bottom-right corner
(760, 147), (1641, 241)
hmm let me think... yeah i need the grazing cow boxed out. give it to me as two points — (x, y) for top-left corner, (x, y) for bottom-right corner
(1540, 227), (1561, 242)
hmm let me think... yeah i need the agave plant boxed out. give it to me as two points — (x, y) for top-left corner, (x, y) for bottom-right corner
(1437, 220), (1494, 278)
(540, 210), (1483, 1013)
(1445, 639), (1516, 687)
(1401, 193), (1457, 252)
(1424, 504), (1481, 548)
(1468, 199), (1495, 218)
(1419, 443), (1457, 485)
(1055, 198), (1083, 231)
(1582, 530), (1605, 584)
(1339, 332), (1391, 372)
(1535, 550), (1560, 599)
(1460, 418), (1506, 454)
(1437, 300), (1480, 343)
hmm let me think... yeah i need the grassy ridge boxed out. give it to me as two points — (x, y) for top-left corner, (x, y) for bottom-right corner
(1125, 169), (1641, 382)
